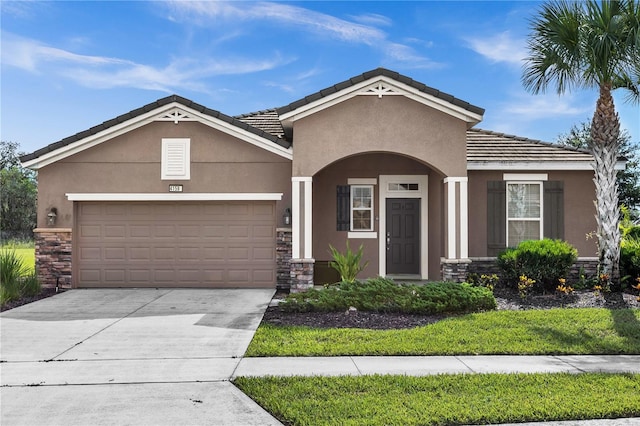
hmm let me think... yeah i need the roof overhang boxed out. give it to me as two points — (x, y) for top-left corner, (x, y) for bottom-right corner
(467, 161), (626, 171)
(279, 75), (484, 132)
(22, 102), (292, 170)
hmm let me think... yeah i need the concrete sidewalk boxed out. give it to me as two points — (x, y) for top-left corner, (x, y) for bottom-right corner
(234, 354), (640, 378)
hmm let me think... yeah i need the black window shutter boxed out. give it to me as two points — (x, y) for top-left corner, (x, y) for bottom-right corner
(487, 181), (506, 256)
(543, 181), (564, 240)
(336, 185), (350, 231)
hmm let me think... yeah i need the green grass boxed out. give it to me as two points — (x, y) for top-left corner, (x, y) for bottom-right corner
(234, 373), (640, 426)
(1, 242), (35, 274)
(247, 308), (640, 356)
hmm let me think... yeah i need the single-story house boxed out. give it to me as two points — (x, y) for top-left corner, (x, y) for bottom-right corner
(21, 68), (617, 291)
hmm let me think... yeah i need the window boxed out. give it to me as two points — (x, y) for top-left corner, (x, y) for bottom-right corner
(161, 138), (190, 180)
(388, 183), (419, 191)
(507, 182), (542, 246)
(350, 185), (373, 231)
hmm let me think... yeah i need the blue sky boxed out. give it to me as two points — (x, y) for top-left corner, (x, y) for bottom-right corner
(2, 1), (638, 156)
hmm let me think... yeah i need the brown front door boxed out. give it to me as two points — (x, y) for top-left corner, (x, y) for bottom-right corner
(386, 198), (420, 275)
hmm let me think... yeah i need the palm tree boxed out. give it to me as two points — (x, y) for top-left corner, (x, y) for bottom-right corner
(522, 0), (640, 284)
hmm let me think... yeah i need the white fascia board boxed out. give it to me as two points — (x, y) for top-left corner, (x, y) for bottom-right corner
(66, 193), (283, 201)
(467, 161), (626, 171)
(23, 103), (291, 170)
(23, 105), (174, 170)
(280, 76), (483, 125)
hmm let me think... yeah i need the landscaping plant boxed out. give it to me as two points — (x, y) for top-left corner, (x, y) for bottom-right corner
(497, 239), (578, 293)
(328, 241), (369, 283)
(279, 278), (496, 314)
(0, 247), (40, 305)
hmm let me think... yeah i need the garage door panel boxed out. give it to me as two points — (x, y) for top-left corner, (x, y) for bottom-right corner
(76, 201), (276, 288)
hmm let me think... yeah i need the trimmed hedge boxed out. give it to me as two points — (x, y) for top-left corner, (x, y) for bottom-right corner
(497, 239), (578, 292)
(279, 278), (496, 314)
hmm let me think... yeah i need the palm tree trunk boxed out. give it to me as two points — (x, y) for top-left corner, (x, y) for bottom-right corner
(589, 84), (621, 283)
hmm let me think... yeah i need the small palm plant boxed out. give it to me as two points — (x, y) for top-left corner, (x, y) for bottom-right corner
(329, 241), (369, 284)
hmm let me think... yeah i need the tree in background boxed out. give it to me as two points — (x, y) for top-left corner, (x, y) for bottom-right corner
(522, 0), (640, 283)
(0, 141), (37, 241)
(557, 122), (640, 219)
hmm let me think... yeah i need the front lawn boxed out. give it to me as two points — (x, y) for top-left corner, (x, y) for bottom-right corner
(234, 373), (640, 426)
(246, 308), (640, 356)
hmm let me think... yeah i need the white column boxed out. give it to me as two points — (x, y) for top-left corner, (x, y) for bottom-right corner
(304, 178), (313, 258)
(445, 178), (457, 259)
(292, 177), (313, 259)
(459, 178), (468, 259)
(291, 178), (301, 259)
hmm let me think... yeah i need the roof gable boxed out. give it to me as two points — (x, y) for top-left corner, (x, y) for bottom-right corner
(277, 68), (485, 132)
(21, 95), (292, 169)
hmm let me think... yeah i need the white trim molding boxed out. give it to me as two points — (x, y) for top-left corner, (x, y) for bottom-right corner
(503, 173), (548, 181)
(348, 231), (377, 239)
(280, 75), (483, 127)
(66, 193), (283, 201)
(23, 102), (292, 170)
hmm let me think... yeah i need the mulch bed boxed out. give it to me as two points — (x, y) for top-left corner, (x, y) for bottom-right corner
(263, 286), (640, 330)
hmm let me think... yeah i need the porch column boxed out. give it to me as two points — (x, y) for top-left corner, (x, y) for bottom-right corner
(290, 177), (314, 292)
(442, 177), (470, 282)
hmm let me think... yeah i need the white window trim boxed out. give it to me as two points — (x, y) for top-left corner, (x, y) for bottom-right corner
(348, 231), (377, 239)
(161, 138), (190, 180)
(350, 184), (374, 232)
(503, 173), (548, 181)
(506, 181), (544, 246)
(348, 178), (377, 185)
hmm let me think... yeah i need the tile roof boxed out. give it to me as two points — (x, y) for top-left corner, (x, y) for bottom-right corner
(235, 109), (286, 140)
(276, 67), (485, 117)
(20, 95), (291, 163)
(466, 128), (595, 164)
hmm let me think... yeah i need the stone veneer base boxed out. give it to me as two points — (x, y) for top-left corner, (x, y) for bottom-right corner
(34, 228), (72, 289)
(290, 258), (315, 293)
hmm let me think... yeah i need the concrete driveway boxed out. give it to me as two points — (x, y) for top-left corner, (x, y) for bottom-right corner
(1, 288), (281, 425)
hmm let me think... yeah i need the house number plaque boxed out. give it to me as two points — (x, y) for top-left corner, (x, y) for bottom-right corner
(169, 184), (183, 193)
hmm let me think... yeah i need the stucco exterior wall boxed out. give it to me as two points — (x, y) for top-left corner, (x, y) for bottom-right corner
(291, 95), (468, 178)
(467, 169), (597, 257)
(36, 121), (292, 229)
(312, 153), (444, 280)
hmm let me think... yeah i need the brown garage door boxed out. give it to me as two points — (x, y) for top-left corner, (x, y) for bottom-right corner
(76, 201), (276, 288)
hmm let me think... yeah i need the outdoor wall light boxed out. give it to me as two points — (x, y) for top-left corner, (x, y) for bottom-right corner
(283, 208), (292, 226)
(47, 208), (58, 226)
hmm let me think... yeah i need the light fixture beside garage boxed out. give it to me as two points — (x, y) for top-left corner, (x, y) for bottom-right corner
(47, 208), (57, 226)
(283, 207), (291, 226)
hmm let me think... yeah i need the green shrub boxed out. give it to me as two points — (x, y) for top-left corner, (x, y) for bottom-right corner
(466, 273), (498, 292)
(328, 241), (369, 283)
(497, 239), (578, 293)
(621, 237), (640, 282)
(1, 248), (28, 304)
(279, 278), (496, 314)
(19, 273), (41, 298)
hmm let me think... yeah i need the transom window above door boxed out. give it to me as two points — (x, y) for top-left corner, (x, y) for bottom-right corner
(351, 185), (374, 231)
(388, 183), (419, 191)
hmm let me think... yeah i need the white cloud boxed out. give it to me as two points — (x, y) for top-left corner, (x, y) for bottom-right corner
(1, 32), (290, 93)
(350, 13), (393, 27)
(504, 93), (590, 119)
(165, 1), (443, 69)
(465, 31), (527, 66)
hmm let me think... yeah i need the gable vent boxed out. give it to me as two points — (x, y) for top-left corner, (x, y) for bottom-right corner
(157, 109), (196, 124)
(162, 138), (190, 180)
(359, 82), (402, 98)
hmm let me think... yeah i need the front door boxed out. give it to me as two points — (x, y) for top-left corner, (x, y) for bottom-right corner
(386, 198), (420, 275)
